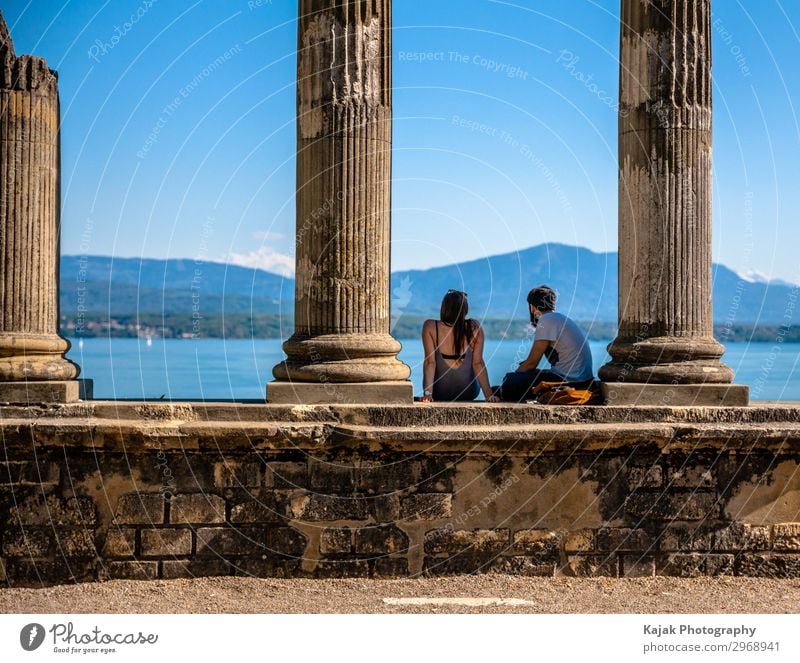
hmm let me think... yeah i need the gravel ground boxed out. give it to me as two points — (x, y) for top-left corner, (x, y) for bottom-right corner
(2, 576), (800, 614)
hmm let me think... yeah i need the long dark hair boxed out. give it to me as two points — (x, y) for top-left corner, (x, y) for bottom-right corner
(440, 290), (474, 354)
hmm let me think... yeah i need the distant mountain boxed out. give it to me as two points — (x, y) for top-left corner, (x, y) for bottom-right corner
(61, 256), (292, 315)
(60, 245), (798, 325)
(711, 262), (798, 325)
(736, 269), (798, 288)
(391, 243), (617, 321)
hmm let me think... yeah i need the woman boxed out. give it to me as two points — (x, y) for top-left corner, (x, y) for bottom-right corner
(420, 290), (499, 402)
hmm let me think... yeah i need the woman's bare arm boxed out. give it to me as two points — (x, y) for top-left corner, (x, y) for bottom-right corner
(471, 323), (498, 402)
(421, 320), (437, 401)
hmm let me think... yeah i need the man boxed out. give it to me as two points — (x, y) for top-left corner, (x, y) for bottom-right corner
(500, 285), (594, 402)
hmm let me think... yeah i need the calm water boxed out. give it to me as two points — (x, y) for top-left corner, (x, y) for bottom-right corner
(66, 337), (800, 401)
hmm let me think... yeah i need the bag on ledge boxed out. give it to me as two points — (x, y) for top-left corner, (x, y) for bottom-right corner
(531, 380), (603, 405)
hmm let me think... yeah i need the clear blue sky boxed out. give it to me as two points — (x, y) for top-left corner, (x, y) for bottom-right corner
(5, 0), (800, 282)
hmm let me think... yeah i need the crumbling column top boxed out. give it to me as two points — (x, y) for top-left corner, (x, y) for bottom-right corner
(0, 9), (58, 91)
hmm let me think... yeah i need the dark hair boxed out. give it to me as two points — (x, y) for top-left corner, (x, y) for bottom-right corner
(440, 290), (473, 354)
(527, 285), (557, 312)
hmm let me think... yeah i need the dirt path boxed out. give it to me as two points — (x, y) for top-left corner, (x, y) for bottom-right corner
(2, 576), (800, 614)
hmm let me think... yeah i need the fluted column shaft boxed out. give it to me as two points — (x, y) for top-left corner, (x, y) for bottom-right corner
(274, 0), (409, 383)
(0, 16), (78, 382)
(600, 0), (733, 384)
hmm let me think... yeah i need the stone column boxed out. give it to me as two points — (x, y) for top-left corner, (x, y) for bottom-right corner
(0, 11), (86, 403)
(268, 0), (411, 403)
(599, 0), (747, 405)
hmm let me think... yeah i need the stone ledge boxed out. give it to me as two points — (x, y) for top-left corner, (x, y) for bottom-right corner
(0, 379), (92, 404)
(267, 380), (413, 405)
(1, 418), (799, 453)
(602, 383), (749, 407)
(331, 422), (800, 450)
(2, 400), (800, 427)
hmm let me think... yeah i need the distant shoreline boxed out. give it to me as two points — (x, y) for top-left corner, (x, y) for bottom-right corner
(61, 314), (800, 344)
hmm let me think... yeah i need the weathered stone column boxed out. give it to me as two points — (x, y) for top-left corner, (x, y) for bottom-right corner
(268, 0), (411, 403)
(599, 0), (747, 405)
(0, 11), (86, 403)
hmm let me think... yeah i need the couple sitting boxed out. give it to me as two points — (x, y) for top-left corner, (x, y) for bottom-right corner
(420, 286), (593, 403)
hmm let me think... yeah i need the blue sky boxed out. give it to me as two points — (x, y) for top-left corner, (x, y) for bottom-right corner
(5, 0), (800, 282)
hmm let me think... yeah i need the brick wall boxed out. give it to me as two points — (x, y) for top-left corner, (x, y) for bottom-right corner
(2, 435), (799, 585)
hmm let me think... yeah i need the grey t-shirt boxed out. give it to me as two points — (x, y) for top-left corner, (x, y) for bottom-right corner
(534, 311), (594, 381)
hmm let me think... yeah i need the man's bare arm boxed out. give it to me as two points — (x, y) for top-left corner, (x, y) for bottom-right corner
(517, 339), (550, 373)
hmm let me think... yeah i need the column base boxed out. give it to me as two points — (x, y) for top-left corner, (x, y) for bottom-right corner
(599, 336), (735, 384)
(0, 333), (81, 381)
(601, 382), (749, 406)
(267, 380), (413, 405)
(274, 333), (411, 383)
(0, 379), (93, 405)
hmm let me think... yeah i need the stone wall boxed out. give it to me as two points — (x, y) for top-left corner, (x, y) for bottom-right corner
(1, 403), (799, 585)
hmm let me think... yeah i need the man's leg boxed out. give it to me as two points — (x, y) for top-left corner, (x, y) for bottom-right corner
(500, 370), (543, 402)
(500, 370), (567, 402)
(534, 371), (565, 386)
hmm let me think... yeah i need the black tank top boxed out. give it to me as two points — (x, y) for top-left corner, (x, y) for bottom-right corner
(436, 321), (468, 360)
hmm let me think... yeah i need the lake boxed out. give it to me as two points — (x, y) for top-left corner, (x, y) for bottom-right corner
(66, 338), (800, 401)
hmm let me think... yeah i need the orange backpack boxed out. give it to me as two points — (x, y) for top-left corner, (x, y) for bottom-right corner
(531, 380), (603, 405)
